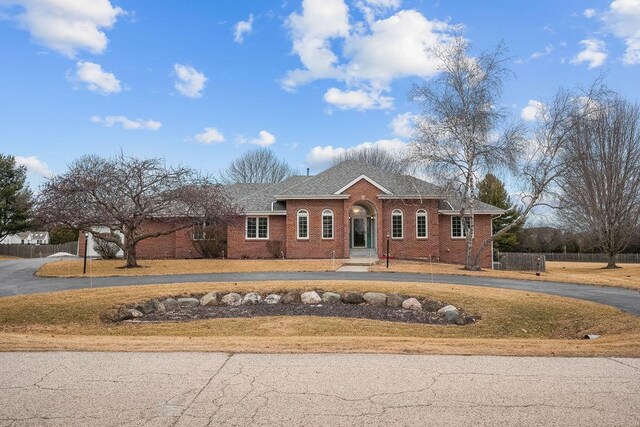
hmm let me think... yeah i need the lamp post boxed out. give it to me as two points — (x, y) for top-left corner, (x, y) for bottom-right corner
(83, 232), (89, 275)
(386, 232), (390, 269)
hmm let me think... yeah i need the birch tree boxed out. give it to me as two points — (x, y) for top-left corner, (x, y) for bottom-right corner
(410, 37), (524, 270)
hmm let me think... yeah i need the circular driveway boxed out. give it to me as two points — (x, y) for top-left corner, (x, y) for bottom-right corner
(1, 258), (639, 315)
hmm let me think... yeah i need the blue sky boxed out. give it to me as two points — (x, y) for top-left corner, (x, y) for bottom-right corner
(1, 0), (639, 190)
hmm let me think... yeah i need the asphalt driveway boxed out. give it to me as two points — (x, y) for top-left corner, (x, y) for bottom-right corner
(1, 257), (639, 315)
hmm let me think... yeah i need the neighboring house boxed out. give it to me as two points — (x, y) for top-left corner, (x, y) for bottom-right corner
(77, 161), (504, 268)
(76, 227), (125, 258)
(0, 231), (49, 245)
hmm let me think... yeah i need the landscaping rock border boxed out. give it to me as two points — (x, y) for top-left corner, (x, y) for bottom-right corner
(106, 290), (478, 326)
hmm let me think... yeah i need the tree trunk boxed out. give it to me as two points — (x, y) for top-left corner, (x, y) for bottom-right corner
(125, 245), (138, 268)
(606, 252), (618, 269)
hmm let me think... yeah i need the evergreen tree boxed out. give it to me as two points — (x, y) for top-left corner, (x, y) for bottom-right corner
(0, 154), (32, 240)
(478, 173), (522, 252)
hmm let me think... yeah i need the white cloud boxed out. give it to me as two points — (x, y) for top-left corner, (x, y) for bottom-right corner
(194, 127), (225, 144)
(584, 8), (597, 18)
(520, 100), (544, 122)
(604, 0), (640, 65)
(1, 0), (123, 57)
(323, 87), (393, 110)
(91, 115), (161, 130)
(14, 155), (53, 178)
(239, 130), (276, 147)
(68, 61), (121, 94)
(344, 10), (451, 82)
(306, 138), (407, 166)
(282, 1), (454, 110)
(355, 0), (401, 23)
(282, 0), (350, 90)
(173, 64), (207, 98)
(571, 38), (607, 68)
(234, 14), (254, 43)
(390, 112), (417, 138)
(530, 44), (553, 59)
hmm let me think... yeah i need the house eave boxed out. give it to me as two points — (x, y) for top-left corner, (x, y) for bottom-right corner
(378, 195), (441, 200)
(274, 195), (350, 200)
(333, 174), (392, 195)
(243, 211), (287, 216)
(438, 210), (506, 215)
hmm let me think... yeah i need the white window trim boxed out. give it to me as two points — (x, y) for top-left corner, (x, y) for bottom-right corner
(297, 209), (309, 240)
(192, 220), (209, 241)
(391, 209), (404, 239)
(245, 216), (269, 240)
(416, 209), (428, 239)
(451, 216), (474, 239)
(321, 209), (334, 240)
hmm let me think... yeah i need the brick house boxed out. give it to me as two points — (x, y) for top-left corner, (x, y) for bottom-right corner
(78, 161), (504, 268)
(224, 161), (502, 268)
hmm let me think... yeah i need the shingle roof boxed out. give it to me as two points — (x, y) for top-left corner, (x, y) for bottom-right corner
(275, 160), (444, 197)
(224, 161), (504, 214)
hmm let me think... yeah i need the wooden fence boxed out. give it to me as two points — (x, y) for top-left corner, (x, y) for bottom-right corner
(542, 252), (640, 263)
(496, 253), (546, 272)
(0, 242), (78, 258)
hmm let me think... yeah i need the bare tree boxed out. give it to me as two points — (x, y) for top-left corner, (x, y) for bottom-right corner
(36, 153), (239, 268)
(558, 96), (640, 268)
(409, 36), (524, 269)
(332, 146), (407, 173)
(220, 148), (298, 184)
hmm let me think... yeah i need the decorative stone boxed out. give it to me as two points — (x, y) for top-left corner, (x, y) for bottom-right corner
(135, 301), (157, 315)
(242, 292), (262, 305)
(422, 299), (445, 312)
(264, 294), (282, 304)
(200, 292), (218, 306)
(402, 298), (422, 311)
(178, 297), (200, 308)
(125, 308), (143, 319)
(281, 291), (301, 304)
(301, 291), (322, 304)
(386, 293), (404, 308)
(150, 299), (165, 313)
(363, 292), (387, 307)
(221, 293), (242, 306)
(161, 298), (180, 311)
(341, 291), (364, 304)
(321, 292), (341, 303)
(438, 305), (459, 321)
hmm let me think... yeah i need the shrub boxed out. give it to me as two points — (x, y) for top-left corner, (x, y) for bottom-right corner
(93, 237), (120, 259)
(266, 241), (283, 259)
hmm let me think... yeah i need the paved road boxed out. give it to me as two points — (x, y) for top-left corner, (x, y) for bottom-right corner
(0, 352), (638, 426)
(1, 258), (640, 315)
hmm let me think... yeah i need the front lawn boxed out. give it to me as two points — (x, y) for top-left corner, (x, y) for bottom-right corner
(37, 258), (345, 277)
(370, 260), (640, 290)
(1, 280), (638, 356)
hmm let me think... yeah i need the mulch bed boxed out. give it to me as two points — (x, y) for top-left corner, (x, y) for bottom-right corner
(140, 303), (473, 325)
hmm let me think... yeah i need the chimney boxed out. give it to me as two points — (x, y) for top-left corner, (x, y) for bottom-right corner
(306, 168), (310, 176)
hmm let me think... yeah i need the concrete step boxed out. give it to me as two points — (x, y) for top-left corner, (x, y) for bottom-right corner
(344, 257), (378, 266)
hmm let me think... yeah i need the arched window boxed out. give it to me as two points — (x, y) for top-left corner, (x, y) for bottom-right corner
(322, 209), (334, 239)
(391, 209), (403, 239)
(416, 209), (428, 239)
(297, 209), (309, 239)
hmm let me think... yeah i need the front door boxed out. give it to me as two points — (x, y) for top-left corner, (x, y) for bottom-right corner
(352, 217), (366, 248)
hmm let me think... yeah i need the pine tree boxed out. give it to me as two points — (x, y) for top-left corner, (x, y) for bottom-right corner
(478, 173), (522, 252)
(0, 154), (32, 240)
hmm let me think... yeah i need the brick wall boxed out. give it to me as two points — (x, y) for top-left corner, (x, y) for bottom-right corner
(438, 214), (493, 268)
(226, 215), (287, 259)
(380, 199), (440, 260)
(285, 199), (346, 259)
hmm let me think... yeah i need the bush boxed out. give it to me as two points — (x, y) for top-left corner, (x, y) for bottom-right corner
(266, 241), (283, 259)
(93, 237), (120, 259)
(49, 226), (79, 245)
(191, 223), (227, 258)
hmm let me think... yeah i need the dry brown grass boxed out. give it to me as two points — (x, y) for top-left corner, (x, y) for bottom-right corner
(371, 260), (640, 290)
(0, 255), (20, 260)
(37, 258), (346, 277)
(1, 280), (638, 356)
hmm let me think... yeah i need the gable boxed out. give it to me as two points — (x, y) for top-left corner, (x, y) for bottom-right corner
(334, 175), (392, 195)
